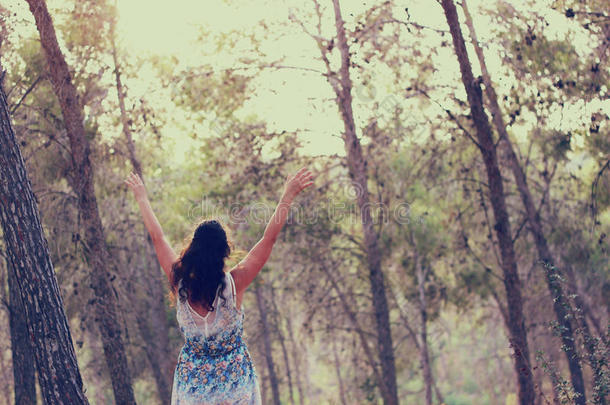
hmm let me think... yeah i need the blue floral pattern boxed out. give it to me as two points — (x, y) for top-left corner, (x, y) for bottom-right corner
(171, 273), (261, 405)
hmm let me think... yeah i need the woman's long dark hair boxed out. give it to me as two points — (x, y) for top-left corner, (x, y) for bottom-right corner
(171, 219), (231, 311)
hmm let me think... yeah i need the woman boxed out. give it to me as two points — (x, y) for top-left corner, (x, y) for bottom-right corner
(125, 168), (314, 404)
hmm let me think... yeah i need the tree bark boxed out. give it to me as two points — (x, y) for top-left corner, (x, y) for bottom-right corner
(325, 0), (399, 403)
(24, 1), (136, 403)
(7, 261), (37, 405)
(0, 71), (89, 405)
(255, 285), (281, 405)
(111, 26), (173, 404)
(460, 2), (587, 403)
(439, 1), (536, 403)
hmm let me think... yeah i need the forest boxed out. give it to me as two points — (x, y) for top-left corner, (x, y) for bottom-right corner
(0, 0), (608, 404)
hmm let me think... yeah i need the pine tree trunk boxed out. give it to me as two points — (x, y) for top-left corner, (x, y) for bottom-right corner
(24, 1), (136, 403)
(7, 262), (37, 405)
(255, 285), (281, 405)
(111, 30), (173, 404)
(326, 1), (399, 402)
(0, 72), (89, 405)
(439, 0), (536, 403)
(460, 2), (587, 402)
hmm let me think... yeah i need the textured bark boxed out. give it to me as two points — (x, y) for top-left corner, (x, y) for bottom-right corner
(24, 1), (136, 403)
(0, 73), (88, 405)
(255, 285), (281, 405)
(112, 30), (173, 404)
(439, 0), (536, 403)
(7, 262), (37, 405)
(326, 0), (398, 403)
(460, 2), (587, 403)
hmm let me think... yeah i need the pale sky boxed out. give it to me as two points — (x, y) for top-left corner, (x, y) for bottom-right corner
(1, 0), (606, 163)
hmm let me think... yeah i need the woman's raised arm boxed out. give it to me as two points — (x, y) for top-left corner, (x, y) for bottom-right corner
(231, 168), (314, 294)
(125, 172), (177, 283)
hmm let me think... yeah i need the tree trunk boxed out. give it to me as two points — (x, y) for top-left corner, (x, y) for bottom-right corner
(326, 1), (399, 403)
(110, 29), (143, 179)
(332, 337), (349, 405)
(460, 2), (587, 403)
(0, 24), (37, 405)
(0, 72), (89, 405)
(318, 255), (387, 399)
(7, 261), (37, 405)
(133, 311), (172, 404)
(111, 26), (173, 404)
(255, 285), (281, 405)
(415, 257), (433, 405)
(434, 380), (445, 405)
(533, 361), (544, 405)
(24, 1), (136, 403)
(277, 321), (295, 405)
(270, 286), (295, 405)
(286, 313), (305, 405)
(439, 1), (536, 403)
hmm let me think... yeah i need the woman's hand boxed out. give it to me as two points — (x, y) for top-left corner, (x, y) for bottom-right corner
(124, 172), (148, 201)
(283, 167), (314, 201)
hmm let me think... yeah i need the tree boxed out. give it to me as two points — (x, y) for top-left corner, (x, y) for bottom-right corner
(255, 283), (281, 405)
(0, 70), (89, 404)
(460, 2), (587, 403)
(438, 0), (536, 403)
(110, 7), (173, 402)
(0, 29), (37, 405)
(24, 0), (136, 403)
(306, 0), (399, 402)
(7, 262), (36, 405)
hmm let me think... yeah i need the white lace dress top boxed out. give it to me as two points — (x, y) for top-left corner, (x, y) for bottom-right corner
(171, 272), (262, 405)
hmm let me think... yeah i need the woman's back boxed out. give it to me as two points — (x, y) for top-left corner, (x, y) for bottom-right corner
(177, 272), (239, 339)
(126, 168), (313, 405)
(172, 272), (261, 405)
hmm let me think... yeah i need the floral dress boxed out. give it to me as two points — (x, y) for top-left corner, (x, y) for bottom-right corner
(171, 272), (262, 405)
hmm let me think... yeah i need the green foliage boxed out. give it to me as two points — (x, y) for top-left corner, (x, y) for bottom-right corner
(1, 0), (608, 403)
(536, 263), (609, 405)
